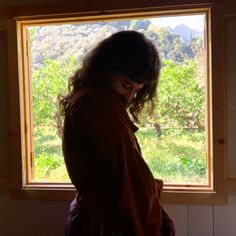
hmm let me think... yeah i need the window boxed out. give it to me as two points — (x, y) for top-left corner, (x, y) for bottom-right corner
(18, 10), (211, 189)
(12, 6), (227, 203)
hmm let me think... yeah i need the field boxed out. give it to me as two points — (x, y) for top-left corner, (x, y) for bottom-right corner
(33, 126), (207, 184)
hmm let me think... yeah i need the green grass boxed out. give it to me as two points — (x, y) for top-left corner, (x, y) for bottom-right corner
(136, 128), (207, 184)
(33, 126), (70, 182)
(33, 126), (207, 184)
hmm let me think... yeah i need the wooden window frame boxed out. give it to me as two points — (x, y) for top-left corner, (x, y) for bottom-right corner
(2, 3), (229, 204)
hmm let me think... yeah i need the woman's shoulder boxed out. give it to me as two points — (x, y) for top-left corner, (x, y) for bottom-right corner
(66, 88), (129, 135)
(77, 88), (125, 114)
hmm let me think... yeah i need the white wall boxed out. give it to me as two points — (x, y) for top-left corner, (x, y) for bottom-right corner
(1, 191), (236, 235)
(0, 191), (69, 236)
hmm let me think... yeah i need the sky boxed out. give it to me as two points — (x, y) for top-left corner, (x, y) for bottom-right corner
(150, 14), (205, 31)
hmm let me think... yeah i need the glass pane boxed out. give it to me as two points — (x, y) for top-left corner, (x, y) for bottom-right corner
(28, 14), (208, 184)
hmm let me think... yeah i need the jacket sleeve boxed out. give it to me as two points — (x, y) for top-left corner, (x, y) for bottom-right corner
(155, 179), (164, 197)
(155, 179), (176, 235)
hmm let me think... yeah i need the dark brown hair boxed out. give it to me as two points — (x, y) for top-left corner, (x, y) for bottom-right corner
(59, 30), (160, 122)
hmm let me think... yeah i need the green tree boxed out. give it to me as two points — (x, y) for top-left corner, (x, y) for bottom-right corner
(145, 27), (194, 62)
(32, 56), (79, 126)
(154, 59), (205, 130)
(129, 19), (151, 30)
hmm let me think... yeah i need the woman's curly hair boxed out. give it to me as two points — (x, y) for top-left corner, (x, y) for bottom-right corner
(59, 30), (161, 122)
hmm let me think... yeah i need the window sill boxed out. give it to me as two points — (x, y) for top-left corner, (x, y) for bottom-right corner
(10, 185), (228, 205)
(161, 190), (227, 205)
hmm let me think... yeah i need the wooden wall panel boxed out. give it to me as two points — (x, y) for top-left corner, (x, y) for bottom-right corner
(0, 28), (10, 180)
(0, 0), (214, 19)
(164, 204), (187, 236)
(0, 190), (69, 236)
(226, 16), (236, 178)
(187, 205), (213, 236)
(0, 19), (22, 189)
(214, 193), (236, 236)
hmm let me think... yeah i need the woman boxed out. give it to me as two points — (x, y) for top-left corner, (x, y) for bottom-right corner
(60, 30), (175, 236)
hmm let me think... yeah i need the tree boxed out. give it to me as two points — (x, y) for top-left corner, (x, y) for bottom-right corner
(144, 26), (194, 62)
(129, 19), (151, 30)
(32, 56), (79, 127)
(153, 59), (205, 131)
(190, 36), (206, 87)
(30, 24), (117, 69)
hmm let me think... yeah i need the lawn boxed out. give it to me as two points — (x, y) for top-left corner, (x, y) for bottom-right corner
(33, 126), (207, 184)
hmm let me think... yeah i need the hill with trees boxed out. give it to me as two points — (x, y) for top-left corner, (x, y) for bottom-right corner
(30, 19), (203, 69)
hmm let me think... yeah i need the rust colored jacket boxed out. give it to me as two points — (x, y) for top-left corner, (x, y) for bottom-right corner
(62, 88), (175, 236)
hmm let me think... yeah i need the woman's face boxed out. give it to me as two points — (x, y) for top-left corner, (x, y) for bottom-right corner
(109, 72), (144, 106)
